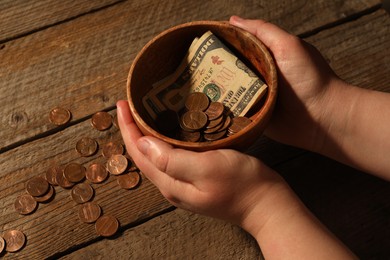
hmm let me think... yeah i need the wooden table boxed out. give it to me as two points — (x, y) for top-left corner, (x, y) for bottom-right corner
(1, 1), (389, 259)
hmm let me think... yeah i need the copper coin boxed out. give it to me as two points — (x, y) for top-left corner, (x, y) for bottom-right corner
(228, 116), (252, 134)
(91, 111), (112, 131)
(204, 130), (227, 141)
(185, 92), (209, 111)
(3, 230), (26, 252)
(106, 154), (128, 175)
(63, 163), (86, 183)
(56, 169), (74, 189)
(45, 165), (61, 186)
(102, 141), (124, 159)
(86, 163), (108, 183)
(78, 202), (101, 223)
(112, 114), (119, 129)
(71, 183), (94, 204)
(75, 137), (98, 157)
(95, 215), (119, 237)
(14, 193), (38, 215)
(203, 118), (224, 134)
(0, 236), (5, 254)
(206, 114), (225, 129)
(178, 130), (201, 142)
(181, 111), (208, 131)
(117, 171), (141, 189)
(218, 114), (232, 132)
(49, 107), (71, 126)
(34, 185), (55, 203)
(204, 102), (224, 120)
(26, 176), (50, 197)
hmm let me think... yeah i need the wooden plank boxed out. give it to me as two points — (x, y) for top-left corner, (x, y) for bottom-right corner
(55, 10), (390, 259)
(0, 0), (124, 43)
(0, 0), (381, 152)
(0, 112), (171, 259)
(62, 209), (263, 260)
(275, 153), (390, 259)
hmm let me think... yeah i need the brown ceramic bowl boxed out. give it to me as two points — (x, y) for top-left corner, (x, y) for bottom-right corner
(127, 21), (277, 151)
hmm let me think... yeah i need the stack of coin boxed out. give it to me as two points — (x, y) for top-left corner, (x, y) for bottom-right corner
(156, 92), (252, 142)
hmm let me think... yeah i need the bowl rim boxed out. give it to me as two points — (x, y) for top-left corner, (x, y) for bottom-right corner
(127, 20), (277, 150)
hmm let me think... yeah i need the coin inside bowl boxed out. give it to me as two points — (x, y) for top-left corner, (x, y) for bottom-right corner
(127, 21), (277, 151)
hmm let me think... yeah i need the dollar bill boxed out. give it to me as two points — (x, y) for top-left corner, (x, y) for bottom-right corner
(143, 31), (268, 119)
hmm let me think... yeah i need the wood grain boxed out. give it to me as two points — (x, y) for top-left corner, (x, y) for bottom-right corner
(0, 0), (381, 152)
(0, 0), (124, 43)
(61, 209), (263, 260)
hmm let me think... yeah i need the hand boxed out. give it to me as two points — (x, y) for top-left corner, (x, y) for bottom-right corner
(230, 16), (342, 152)
(116, 100), (284, 226)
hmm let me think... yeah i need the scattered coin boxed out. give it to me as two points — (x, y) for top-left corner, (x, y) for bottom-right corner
(185, 92), (210, 111)
(181, 110), (208, 131)
(0, 236), (5, 254)
(3, 230), (26, 252)
(63, 163), (86, 183)
(107, 154), (128, 175)
(25, 177), (50, 197)
(78, 202), (102, 223)
(91, 111), (112, 131)
(34, 185), (55, 203)
(71, 183), (94, 204)
(117, 171), (141, 189)
(49, 107), (71, 126)
(14, 194), (38, 215)
(102, 141), (124, 159)
(95, 215), (119, 237)
(86, 163), (108, 183)
(75, 137), (98, 157)
(45, 166), (61, 186)
(56, 168), (74, 189)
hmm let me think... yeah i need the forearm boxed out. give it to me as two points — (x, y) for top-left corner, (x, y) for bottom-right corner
(241, 180), (357, 259)
(317, 80), (390, 180)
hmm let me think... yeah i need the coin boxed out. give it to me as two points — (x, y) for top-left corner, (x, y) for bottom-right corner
(102, 141), (124, 159)
(185, 92), (209, 111)
(86, 163), (108, 183)
(78, 202), (101, 223)
(204, 130), (227, 141)
(26, 176), (50, 197)
(63, 163), (86, 183)
(34, 185), (55, 203)
(49, 107), (71, 126)
(112, 114), (119, 129)
(3, 230), (26, 252)
(45, 165), (61, 186)
(228, 116), (252, 134)
(71, 183), (94, 204)
(0, 236), (5, 254)
(95, 215), (119, 237)
(206, 114), (224, 129)
(56, 169), (74, 189)
(181, 111), (208, 131)
(117, 171), (141, 189)
(107, 154), (128, 175)
(91, 111), (112, 131)
(75, 137), (98, 157)
(14, 193), (38, 215)
(177, 130), (201, 142)
(204, 102), (224, 120)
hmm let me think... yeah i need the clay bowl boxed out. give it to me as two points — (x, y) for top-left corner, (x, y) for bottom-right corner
(127, 21), (277, 151)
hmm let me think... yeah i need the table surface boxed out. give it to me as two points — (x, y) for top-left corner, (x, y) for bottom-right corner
(1, 0), (389, 259)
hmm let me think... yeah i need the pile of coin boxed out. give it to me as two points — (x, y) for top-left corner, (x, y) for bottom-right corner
(7, 109), (141, 255)
(155, 92), (252, 142)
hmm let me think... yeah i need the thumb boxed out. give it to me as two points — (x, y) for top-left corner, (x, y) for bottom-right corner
(137, 136), (202, 183)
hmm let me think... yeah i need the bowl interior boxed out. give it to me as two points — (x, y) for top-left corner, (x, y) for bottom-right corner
(127, 21), (277, 151)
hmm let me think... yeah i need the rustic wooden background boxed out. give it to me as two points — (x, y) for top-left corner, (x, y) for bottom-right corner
(1, 0), (389, 259)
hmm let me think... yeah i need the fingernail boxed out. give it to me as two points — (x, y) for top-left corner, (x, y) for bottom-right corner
(137, 138), (150, 155)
